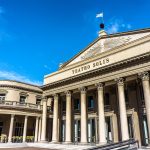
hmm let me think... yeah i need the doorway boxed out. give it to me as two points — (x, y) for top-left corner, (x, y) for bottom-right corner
(74, 120), (80, 142)
(105, 116), (113, 143)
(142, 115), (149, 146)
(88, 118), (95, 143)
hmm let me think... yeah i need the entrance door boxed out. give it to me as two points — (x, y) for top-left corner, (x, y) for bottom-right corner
(105, 117), (113, 143)
(74, 120), (80, 142)
(127, 115), (134, 139)
(0, 122), (3, 136)
(15, 122), (24, 136)
(61, 120), (65, 142)
(88, 119), (95, 143)
(142, 115), (149, 145)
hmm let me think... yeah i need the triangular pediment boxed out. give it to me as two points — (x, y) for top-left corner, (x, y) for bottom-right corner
(60, 28), (150, 69)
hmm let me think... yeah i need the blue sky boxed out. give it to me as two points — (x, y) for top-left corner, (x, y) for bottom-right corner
(0, 0), (149, 85)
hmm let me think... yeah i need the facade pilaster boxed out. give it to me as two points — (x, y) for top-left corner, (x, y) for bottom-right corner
(51, 94), (59, 143)
(65, 91), (72, 143)
(34, 116), (39, 142)
(23, 116), (28, 142)
(116, 78), (129, 141)
(41, 97), (47, 142)
(8, 114), (15, 143)
(80, 87), (88, 144)
(139, 72), (150, 139)
(96, 83), (106, 144)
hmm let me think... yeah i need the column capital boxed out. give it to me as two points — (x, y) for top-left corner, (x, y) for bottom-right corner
(96, 82), (104, 90)
(65, 90), (71, 97)
(79, 87), (87, 94)
(138, 72), (149, 81)
(11, 114), (15, 118)
(115, 77), (125, 86)
(25, 115), (28, 119)
(53, 93), (59, 99)
(42, 96), (48, 102)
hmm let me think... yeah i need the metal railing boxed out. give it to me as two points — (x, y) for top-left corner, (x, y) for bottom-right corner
(0, 136), (35, 143)
(86, 139), (138, 150)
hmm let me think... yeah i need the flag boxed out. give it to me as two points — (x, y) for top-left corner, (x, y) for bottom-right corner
(96, 12), (103, 18)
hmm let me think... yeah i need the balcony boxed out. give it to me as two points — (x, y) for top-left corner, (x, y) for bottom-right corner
(0, 100), (41, 112)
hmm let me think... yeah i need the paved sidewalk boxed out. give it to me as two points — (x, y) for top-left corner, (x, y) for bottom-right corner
(0, 148), (55, 150)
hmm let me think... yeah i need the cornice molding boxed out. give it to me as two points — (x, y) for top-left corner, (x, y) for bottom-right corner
(42, 52), (150, 91)
(0, 84), (43, 94)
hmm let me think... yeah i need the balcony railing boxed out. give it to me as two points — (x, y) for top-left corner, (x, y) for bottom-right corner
(0, 100), (41, 110)
(0, 100), (53, 113)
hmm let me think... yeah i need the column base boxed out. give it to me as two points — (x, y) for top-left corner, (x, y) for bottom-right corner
(79, 142), (88, 145)
(40, 140), (48, 143)
(97, 142), (107, 146)
(63, 141), (72, 145)
(50, 140), (60, 144)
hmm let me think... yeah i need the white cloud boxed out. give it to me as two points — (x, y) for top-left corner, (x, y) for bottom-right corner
(106, 18), (132, 34)
(0, 70), (42, 86)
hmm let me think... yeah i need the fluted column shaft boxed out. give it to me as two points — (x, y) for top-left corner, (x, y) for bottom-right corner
(52, 94), (59, 143)
(80, 87), (88, 144)
(65, 91), (72, 143)
(8, 114), (15, 142)
(34, 117), (39, 142)
(41, 97), (47, 142)
(38, 117), (42, 141)
(23, 116), (28, 142)
(97, 83), (106, 144)
(140, 72), (150, 138)
(116, 78), (129, 141)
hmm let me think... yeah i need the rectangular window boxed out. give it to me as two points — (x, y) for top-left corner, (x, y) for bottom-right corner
(104, 93), (110, 106)
(19, 96), (26, 104)
(0, 94), (5, 101)
(36, 99), (41, 105)
(74, 99), (80, 110)
(88, 96), (94, 109)
(125, 89), (129, 104)
(62, 100), (66, 111)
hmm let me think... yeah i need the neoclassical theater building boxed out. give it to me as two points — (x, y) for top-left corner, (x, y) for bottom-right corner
(0, 28), (150, 147)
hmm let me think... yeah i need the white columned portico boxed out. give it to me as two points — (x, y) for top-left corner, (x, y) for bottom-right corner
(52, 94), (59, 143)
(80, 87), (88, 144)
(139, 72), (150, 139)
(65, 91), (72, 143)
(34, 116), (39, 142)
(8, 114), (15, 143)
(116, 78), (129, 141)
(38, 117), (42, 142)
(96, 83), (107, 144)
(23, 116), (28, 142)
(41, 97), (47, 142)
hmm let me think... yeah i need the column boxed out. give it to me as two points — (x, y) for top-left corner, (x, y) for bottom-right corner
(41, 97), (47, 142)
(23, 116), (28, 142)
(34, 117), (39, 142)
(38, 117), (42, 142)
(96, 83), (106, 144)
(65, 91), (72, 143)
(8, 114), (15, 142)
(116, 78), (129, 141)
(52, 94), (59, 143)
(139, 72), (150, 139)
(80, 87), (88, 144)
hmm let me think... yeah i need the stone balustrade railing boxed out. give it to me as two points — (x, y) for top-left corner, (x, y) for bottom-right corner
(0, 100), (52, 113)
(0, 100), (41, 110)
